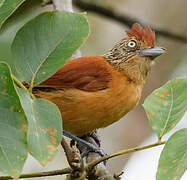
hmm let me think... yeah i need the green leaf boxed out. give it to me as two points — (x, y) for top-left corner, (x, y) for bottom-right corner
(143, 78), (187, 138)
(156, 128), (187, 180)
(0, 62), (28, 178)
(17, 88), (62, 166)
(12, 11), (89, 87)
(0, 0), (5, 6)
(0, 0), (25, 29)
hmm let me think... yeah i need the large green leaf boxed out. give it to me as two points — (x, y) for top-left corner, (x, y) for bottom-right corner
(143, 78), (187, 138)
(0, 0), (5, 6)
(0, 62), (28, 177)
(0, 0), (25, 29)
(17, 89), (62, 166)
(12, 11), (89, 86)
(156, 128), (187, 180)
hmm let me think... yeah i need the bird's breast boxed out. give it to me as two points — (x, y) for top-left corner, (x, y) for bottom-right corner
(34, 69), (143, 136)
(51, 75), (142, 136)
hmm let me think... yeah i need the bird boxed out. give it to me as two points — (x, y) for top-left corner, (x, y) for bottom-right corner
(32, 23), (165, 141)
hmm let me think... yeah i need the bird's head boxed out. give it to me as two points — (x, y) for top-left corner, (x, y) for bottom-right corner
(104, 23), (166, 84)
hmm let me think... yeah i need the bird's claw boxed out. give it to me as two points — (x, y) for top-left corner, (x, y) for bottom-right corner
(81, 146), (107, 158)
(63, 130), (107, 165)
(81, 147), (107, 165)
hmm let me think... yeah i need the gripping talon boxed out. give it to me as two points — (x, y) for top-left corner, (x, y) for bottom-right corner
(63, 130), (107, 160)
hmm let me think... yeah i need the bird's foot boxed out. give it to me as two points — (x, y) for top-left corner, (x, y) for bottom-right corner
(80, 132), (108, 165)
(80, 144), (107, 158)
(63, 130), (107, 158)
(80, 132), (106, 157)
(87, 131), (101, 147)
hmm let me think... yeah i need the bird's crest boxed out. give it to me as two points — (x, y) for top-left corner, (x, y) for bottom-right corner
(126, 23), (155, 47)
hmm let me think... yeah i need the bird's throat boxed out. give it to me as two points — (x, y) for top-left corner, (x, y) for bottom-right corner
(103, 53), (151, 85)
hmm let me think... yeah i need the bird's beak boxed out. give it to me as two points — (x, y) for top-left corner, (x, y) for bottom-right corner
(139, 46), (166, 59)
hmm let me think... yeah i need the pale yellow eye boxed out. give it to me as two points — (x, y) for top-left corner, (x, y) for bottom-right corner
(127, 40), (136, 48)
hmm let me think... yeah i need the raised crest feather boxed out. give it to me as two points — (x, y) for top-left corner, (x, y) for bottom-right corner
(126, 23), (155, 47)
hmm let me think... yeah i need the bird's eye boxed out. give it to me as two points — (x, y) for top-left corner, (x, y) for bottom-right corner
(127, 40), (137, 48)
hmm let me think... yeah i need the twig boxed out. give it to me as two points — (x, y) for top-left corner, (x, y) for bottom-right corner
(86, 141), (166, 171)
(61, 137), (83, 170)
(0, 168), (71, 179)
(61, 137), (86, 179)
(0, 140), (166, 179)
(73, 0), (187, 43)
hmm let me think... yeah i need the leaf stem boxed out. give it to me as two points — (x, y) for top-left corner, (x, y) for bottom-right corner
(158, 137), (162, 142)
(11, 74), (35, 99)
(86, 141), (166, 171)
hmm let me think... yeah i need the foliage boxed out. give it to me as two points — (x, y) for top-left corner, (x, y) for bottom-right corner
(12, 11), (89, 86)
(143, 78), (187, 139)
(156, 128), (187, 180)
(0, 0), (25, 29)
(0, 1), (186, 179)
(0, 62), (27, 178)
(143, 79), (187, 180)
(17, 88), (62, 166)
(0, 6), (89, 178)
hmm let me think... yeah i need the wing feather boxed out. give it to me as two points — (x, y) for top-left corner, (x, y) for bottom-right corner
(38, 56), (111, 92)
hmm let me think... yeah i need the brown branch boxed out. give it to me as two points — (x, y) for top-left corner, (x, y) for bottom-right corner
(73, 0), (187, 43)
(0, 140), (166, 179)
(61, 137), (86, 179)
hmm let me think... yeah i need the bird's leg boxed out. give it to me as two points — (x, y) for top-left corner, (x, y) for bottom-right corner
(63, 130), (106, 158)
(63, 130), (99, 152)
(87, 131), (101, 147)
(79, 132), (108, 165)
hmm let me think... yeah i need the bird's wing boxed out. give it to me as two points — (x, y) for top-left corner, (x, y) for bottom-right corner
(37, 56), (111, 92)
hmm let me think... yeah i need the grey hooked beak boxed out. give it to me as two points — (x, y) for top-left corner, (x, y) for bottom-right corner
(139, 46), (166, 59)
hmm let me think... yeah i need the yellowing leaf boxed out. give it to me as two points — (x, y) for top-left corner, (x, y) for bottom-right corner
(17, 89), (62, 165)
(157, 129), (187, 180)
(0, 62), (28, 177)
(143, 78), (187, 138)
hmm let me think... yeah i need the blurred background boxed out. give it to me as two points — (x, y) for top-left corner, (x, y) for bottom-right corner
(0, 0), (186, 179)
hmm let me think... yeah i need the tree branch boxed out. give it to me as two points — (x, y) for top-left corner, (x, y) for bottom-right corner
(86, 141), (166, 170)
(61, 137), (86, 179)
(0, 140), (166, 179)
(52, 0), (73, 11)
(73, 0), (187, 43)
